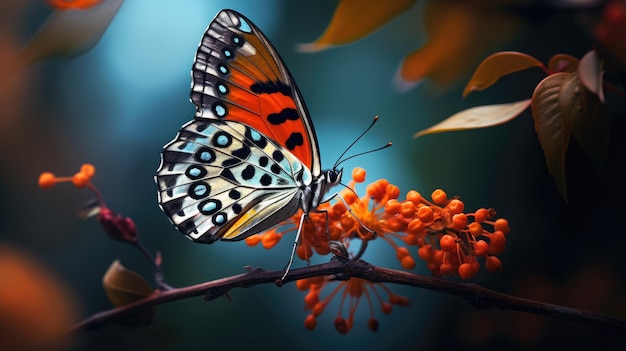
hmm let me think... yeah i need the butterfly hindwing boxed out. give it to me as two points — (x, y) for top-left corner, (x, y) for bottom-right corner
(190, 9), (321, 176)
(157, 119), (312, 242)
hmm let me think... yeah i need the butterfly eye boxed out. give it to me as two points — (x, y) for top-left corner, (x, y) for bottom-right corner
(327, 169), (342, 184)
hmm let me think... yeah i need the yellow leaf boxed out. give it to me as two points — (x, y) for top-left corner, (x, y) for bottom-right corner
(102, 260), (154, 325)
(531, 72), (572, 203)
(463, 52), (545, 97)
(16, 0), (123, 70)
(578, 50), (605, 103)
(395, 0), (524, 90)
(547, 53), (579, 73)
(298, 0), (416, 52)
(559, 71), (610, 177)
(414, 99), (531, 138)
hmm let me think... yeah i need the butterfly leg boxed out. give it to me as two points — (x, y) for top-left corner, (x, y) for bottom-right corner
(281, 213), (308, 281)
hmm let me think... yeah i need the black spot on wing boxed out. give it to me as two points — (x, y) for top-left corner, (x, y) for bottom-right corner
(285, 132), (304, 150)
(220, 168), (236, 182)
(267, 108), (299, 125)
(260, 174), (272, 186)
(250, 81), (291, 96)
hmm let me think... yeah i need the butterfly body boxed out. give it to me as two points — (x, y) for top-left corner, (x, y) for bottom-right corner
(156, 10), (341, 245)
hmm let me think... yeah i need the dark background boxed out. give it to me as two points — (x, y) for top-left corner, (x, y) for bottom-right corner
(2, 0), (625, 350)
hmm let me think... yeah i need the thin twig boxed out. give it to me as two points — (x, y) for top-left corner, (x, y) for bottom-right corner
(70, 258), (626, 334)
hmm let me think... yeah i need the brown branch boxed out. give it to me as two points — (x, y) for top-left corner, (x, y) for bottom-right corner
(71, 258), (626, 334)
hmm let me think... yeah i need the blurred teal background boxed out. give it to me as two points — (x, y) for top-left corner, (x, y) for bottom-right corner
(2, 0), (626, 350)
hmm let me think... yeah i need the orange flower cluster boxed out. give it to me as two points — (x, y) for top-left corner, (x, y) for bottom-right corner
(246, 167), (510, 333)
(247, 167), (510, 279)
(39, 164), (139, 243)
(297, 276), (409, 334)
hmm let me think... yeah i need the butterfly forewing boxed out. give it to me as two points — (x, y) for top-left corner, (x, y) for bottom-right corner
(190, 9), (320, 175)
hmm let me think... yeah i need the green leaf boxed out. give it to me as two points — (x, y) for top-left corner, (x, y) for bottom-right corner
(102, 260), (154, 325)
(559, 72), (610, 177)
(463, 51), (545, 97)
(578, 50), (605, 103)
(531, 73), (572, 203)
(414, 99), (531, 138)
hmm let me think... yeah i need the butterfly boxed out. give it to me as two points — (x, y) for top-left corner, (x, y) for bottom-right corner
(155, 9), (364, 274)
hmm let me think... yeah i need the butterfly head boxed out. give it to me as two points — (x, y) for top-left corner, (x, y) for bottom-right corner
(325, 168), (343, 187)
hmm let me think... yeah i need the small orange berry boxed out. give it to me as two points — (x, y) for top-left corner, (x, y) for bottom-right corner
(389, 294), (410, 306)
(473, 240), (489, 256)
(261, 232), (280, 249)
(489, 231), (506, 255)
(417, 206), (434, 223)
(385, 199), (401, 215)
(448, 199), (464, 215)
(328, 226), (342, 241)
(367, 318), (379, 332)
(381, 302), (392, 314)
(38, 172), (57, 189)
(332, 203), (347, 216)
(80, 163), (96, 178)
(439, 234), (457, 252)
(403, 234), (419, 246)
(335, 317), (350, 334)
(417, 245), (434, 261)
(431, 189), (448, 205)
(352, 167), (366, 183)
(474, 208), (490, 222)
(297, 243), (313, 260)
(304, 291), (319, 307)
(395, 246), (410, 260)
(451, 213), (468, 231)
(72, 172), (90, 188)
(312, 302), (325, 316)
(494, 218), (510, 234)
(339, 215), (356, 231)
(468, 222), (483, 237)
(458, 263), (475, 280)
(407, 219), (425, 235)
(400, 201), (417, 218)
(245, 235), (261, 247)
(387, 216), (406, 232)
(401, 255), (416, 269)
(386, 184), (400, 200)
(304, 314), (317, 330)
(341, 190), (357, 205)
(406, 190), (422, 204)
(485, 256), (502, 272)
(296, 279), (310, 291)
(440, 262), (454, 275)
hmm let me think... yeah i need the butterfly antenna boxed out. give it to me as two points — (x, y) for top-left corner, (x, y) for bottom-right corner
(333, 115), (381, 169)
(335, 141), (392, 168)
